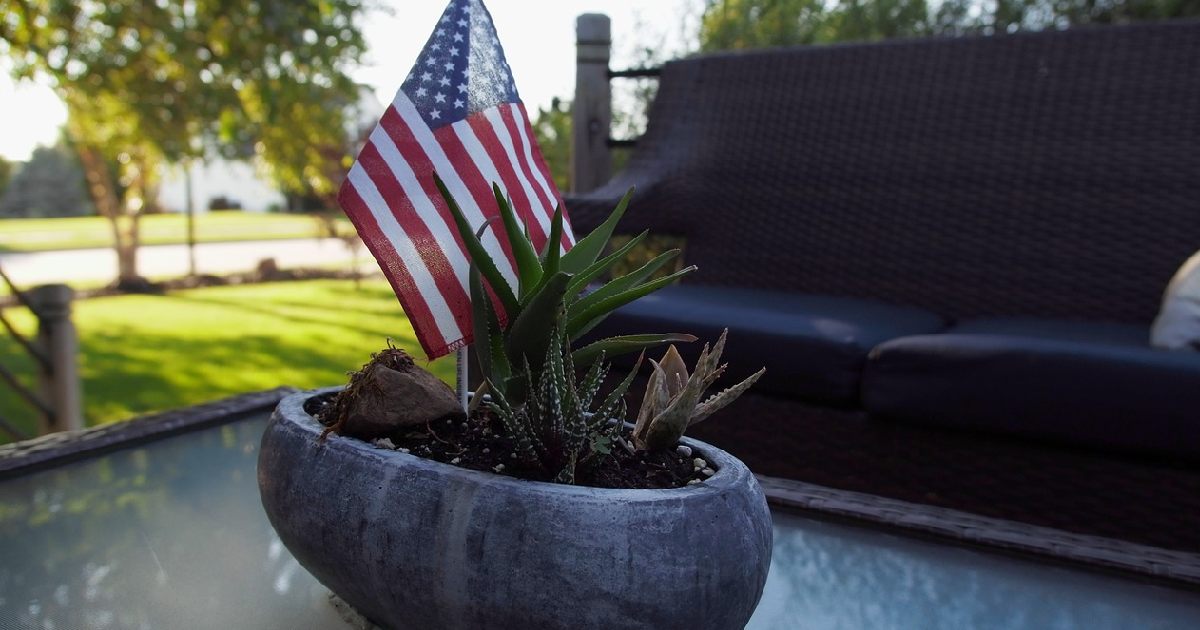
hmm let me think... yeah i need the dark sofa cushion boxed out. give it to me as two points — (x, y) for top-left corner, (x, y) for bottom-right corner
(862, 318), (1200, 460)
(581, 285), (946, 404)
(949, 317), (1150, 346)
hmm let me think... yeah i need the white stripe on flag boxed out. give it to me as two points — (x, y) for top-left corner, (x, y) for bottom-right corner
(452, 121), (519, 230)
(483, 107), (552, 240)
(347, 163), (461, 344)
(369, 124), (468, 290)
(509, 104), (574, 243)
(392, 95), (518, 288)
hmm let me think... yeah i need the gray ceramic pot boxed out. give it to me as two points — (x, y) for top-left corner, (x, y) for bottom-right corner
(258, 388), (772, 630)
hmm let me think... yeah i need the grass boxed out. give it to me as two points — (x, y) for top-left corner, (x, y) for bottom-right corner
(0, 212), (353, 253)
(0, 279), (453, 443)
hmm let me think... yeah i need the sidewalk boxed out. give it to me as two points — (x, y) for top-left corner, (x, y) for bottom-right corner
(0, 238), (373, 286)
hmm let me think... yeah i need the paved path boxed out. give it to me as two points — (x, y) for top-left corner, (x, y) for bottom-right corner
(0, 239), (374, 287)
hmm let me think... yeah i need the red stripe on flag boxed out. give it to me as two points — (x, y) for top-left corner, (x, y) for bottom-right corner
(357, 141), (473, 344)
(499, 105), (555, 223)
(426, 120), (520, 286)
(466, 113), (548, 250)
(378, 107), (472, 263)
(338, 182), (449, 357)
(516, 102), (571, 242)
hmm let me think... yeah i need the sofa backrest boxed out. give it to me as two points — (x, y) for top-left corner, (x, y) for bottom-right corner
(569, 20), (1200, 325)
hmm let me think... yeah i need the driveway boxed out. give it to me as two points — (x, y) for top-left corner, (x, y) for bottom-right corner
(0, 238), (373, 286)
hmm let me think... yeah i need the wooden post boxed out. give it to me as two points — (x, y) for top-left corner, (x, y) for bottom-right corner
(572, 13), (612, 194)
(29, 284), (84, 433)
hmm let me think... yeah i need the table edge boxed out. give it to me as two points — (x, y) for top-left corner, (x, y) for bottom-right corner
(0, 387), (298, 479)
(761, 474), (1200, 591)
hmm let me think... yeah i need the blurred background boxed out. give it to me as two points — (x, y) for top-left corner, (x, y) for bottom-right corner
(1, 0), (1196, 443)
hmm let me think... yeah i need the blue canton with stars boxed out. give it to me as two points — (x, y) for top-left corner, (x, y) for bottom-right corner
(399, 0), (520, 129)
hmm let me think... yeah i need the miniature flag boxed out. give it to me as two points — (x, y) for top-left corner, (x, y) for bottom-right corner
(339, 0), (573, 360)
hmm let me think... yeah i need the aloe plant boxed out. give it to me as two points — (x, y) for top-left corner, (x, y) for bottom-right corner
(436, 175), (696, 404)
(632, 329), (766, 452)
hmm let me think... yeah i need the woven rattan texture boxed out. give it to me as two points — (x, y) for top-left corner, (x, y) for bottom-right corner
(567, 21), (1200, 324)
(685, 391), (1200, 554)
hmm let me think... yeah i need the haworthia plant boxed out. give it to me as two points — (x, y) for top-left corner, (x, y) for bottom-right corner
(485, 317), (641, 484)
(632, 329), (766, 452)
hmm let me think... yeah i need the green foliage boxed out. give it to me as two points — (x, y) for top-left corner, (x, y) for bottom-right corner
(0, 279), (456, 444)
(0, 156), (11, 200)
(699, 0), (1200, 51)
(701, 0), (832, 50)
(485, 320), (641, 484)
(632, 330), (765, 452)
(0, 0), (367, 280)
(0, 144), (93, 218)
(531, 98), (571, 192)
(437, 177), (696, 405)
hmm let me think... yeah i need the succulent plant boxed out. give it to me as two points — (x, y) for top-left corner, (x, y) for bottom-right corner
(485, 316), (641, 484)
(436, 175), (696, 404)
(632, 329), (765, 452)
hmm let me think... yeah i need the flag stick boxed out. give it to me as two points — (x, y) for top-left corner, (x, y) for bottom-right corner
(456, 347), (469, 412)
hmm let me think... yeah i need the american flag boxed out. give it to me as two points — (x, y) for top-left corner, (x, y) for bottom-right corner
(339, 0), (574, 360)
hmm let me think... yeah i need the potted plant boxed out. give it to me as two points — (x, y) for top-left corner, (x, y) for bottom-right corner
(258, 186), (771, 630)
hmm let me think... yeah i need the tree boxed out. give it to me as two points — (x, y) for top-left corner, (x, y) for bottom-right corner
(700, 0), (1200, 50)
(700, 0), (831, 50)
(0, 156), (11, 200)
(1, 0), (367, 288)
(532, 98), (572, 192)
(0, 143), (93, 218)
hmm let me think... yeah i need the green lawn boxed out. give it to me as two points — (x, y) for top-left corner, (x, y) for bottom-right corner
(0, 279), (453, 443)
(0, 212), (353, 253)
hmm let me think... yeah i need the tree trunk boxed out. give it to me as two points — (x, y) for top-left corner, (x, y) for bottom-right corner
(115, 217), (140, 284)
(75, 144), (149, 289)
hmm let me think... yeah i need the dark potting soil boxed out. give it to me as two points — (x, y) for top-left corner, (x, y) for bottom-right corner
(304, 392), (716, 490)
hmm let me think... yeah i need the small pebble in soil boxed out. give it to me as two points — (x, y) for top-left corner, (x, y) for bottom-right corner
(397, 447), (410, 454)
(482, 448), (490, 454)
(693, 457), (707, 470)
(450, 457), (462, 465)
(493, 464), (506, 473)
(676, 445), (692, 457)
(372, 437), (396, 449)
(701, 467), (715, 477)
(510, 452), (517, 459)
(687, 479), (702, 486)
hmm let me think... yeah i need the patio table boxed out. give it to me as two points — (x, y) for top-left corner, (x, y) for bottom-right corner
(2, 391), (1198, 629)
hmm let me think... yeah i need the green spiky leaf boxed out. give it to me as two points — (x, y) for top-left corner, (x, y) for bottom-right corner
(569, 250), (683, 319)
(493, 184), (543, 300)
(505, 272), (571, 373)
(566, 265), (697, 339)
(540, 204), (565, 272)
(434, 173), (518, 314)
(563, 231), (649, 301)
(572, 333), (698, 367)
(559, 187), (634, 274)
(469, 261), (510, 395)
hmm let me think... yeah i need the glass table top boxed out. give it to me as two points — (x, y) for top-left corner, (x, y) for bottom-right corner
(1, 413), (1198, 630)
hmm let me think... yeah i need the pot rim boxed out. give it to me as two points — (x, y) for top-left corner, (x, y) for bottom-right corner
(273, 386), (756, 500)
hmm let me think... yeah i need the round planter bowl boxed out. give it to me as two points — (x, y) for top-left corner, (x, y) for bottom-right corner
(258, 388), (773, 630)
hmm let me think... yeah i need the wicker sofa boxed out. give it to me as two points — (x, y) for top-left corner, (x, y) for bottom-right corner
(565, 20), (1200, 551)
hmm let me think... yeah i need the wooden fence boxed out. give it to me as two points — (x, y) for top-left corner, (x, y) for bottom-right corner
(0, 265), (83, 440)
(571, 13), (661, 194)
